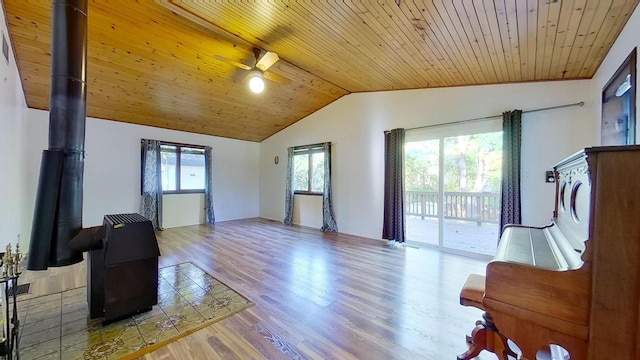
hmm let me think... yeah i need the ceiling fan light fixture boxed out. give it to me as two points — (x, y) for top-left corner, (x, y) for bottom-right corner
(249, 71), (265, 93)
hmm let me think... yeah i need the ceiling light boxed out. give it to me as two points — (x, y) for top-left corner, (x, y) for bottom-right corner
(249, 71), (265, 93)
(615, 74), (632, 97)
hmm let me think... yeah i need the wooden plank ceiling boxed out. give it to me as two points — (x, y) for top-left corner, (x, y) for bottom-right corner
(3, 0), (638, 142)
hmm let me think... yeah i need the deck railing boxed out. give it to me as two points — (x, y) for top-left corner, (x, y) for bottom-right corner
(405, 190), (500, 224)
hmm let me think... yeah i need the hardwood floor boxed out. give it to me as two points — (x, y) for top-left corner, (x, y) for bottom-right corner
(20, 218), (492, 359)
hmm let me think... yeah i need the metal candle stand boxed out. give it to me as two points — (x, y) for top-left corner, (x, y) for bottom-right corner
(0, 244), (22, 360)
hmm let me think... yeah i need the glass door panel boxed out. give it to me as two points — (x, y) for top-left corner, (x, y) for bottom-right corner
(442, 132), (502, 256)
(405, 139), (440, 246)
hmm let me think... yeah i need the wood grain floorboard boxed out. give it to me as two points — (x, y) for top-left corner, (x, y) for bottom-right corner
(20, 218), (495, 359)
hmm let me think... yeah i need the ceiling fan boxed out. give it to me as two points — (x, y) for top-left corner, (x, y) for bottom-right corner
(215, 47), (290, 93)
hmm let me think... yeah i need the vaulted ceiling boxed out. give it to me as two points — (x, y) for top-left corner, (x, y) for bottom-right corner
(3, 0), (639, 142)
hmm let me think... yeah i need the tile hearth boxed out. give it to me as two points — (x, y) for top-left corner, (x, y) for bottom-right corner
(16, 262), (252, 360)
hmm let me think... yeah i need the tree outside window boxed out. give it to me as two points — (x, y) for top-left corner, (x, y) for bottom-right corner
(293, 145), (324, 194)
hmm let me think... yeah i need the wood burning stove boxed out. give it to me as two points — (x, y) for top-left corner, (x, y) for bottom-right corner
(88, 213), (160, 323)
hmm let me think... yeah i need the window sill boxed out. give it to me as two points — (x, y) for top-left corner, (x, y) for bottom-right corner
(162, 190), (205, 195)
(294, 191), (323, 196)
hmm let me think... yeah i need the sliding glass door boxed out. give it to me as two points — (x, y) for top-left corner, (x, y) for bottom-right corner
(405, 121), (502, 256)
(405, 139), (440, 246)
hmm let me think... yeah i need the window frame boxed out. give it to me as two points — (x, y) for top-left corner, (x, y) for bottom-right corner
(142, 140), (207, 195)
(293, 144), (325, 196)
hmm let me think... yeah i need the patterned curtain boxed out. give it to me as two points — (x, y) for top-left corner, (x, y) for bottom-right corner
(283, 147), (295, 225)
(204, 146), (215, 224)
(500, 110), (522, 237)
(320, 142), (338, 232)
(382, 129), (406, 243)
(140, 139), (163, 230)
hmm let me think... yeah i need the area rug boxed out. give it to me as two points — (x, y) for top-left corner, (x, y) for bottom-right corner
(18, 262), (254, 360)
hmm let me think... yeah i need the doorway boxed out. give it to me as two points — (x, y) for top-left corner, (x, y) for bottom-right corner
(405, 121), (502, 256)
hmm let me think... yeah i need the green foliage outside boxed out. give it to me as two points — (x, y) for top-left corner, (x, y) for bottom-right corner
(294, 154), (309, 191)
(294, 152), (324, 192)
(405, 140), (439, 191)
(405, 132), (502, 192)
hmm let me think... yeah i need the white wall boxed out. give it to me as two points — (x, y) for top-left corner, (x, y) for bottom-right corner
(0, 8), (29, 251)
(162, 193), (205, 228)
(25, 111), (260, 236)
(260, 81), (598, 240)
(592, 2), (640, 144)
(293, 195), (323, 229)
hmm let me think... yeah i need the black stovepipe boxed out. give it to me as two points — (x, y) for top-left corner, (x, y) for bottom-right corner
(28, 0), (89, 270)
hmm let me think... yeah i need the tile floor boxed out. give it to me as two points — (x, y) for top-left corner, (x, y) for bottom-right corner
(14, 262), (253, 360)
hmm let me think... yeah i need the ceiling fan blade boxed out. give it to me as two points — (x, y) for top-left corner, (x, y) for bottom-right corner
(214, 55), (252, 71)
(255, 51), (279, 71)
(263, 70), (291, 85)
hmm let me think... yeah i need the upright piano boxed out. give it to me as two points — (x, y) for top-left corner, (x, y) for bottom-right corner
(481, 145), (640, 359)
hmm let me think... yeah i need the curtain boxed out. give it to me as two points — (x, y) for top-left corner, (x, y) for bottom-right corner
(382, 128), (405, 243)
(283, 147), (295, 225)
(204, 146), (215, 224)
(320, 142), (338, 232)
(500, 110), (522, 237)
(140, 139), (163, 230)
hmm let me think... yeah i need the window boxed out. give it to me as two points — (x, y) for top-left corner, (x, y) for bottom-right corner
(293, 145), (325, 194)
(160, 143), (206, 193)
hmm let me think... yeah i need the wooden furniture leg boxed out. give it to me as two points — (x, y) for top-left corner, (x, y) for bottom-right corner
(457, 312), (518, 360)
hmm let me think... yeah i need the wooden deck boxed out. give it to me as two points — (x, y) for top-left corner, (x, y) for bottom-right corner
(19, 218), (495, 359)
(406, 217), (499, 256)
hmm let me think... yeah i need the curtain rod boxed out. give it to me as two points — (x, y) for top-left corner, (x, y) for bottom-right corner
(403, 101), (585, 132)
(141, 139), (208, 148)
(293, 142), (329, 150)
